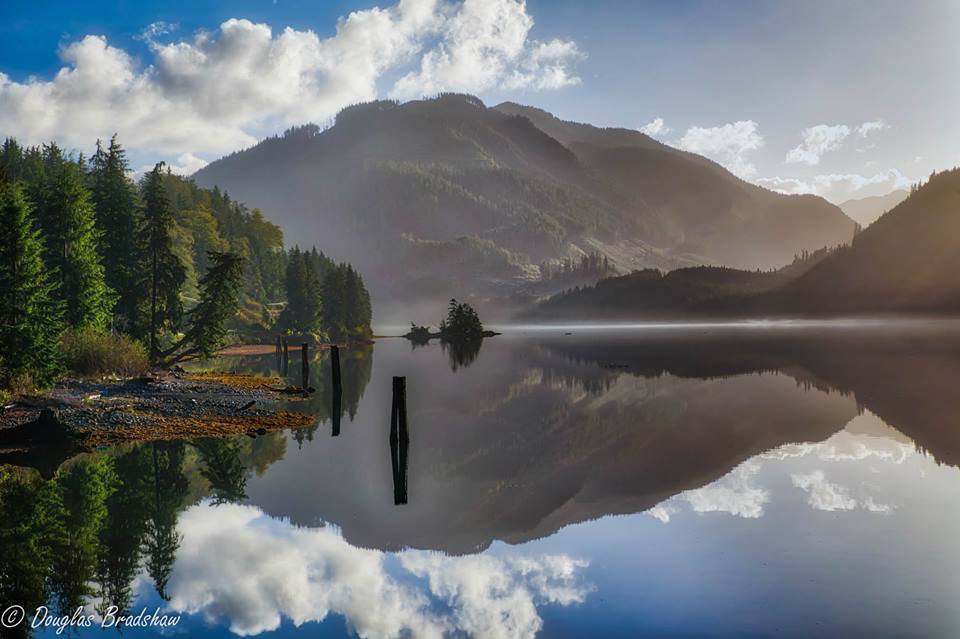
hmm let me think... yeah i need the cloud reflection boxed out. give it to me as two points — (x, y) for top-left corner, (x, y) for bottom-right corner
(647, 461), (770, 522)
(166, 503), (590, 638)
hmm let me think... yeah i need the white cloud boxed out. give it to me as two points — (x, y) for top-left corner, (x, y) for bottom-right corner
(811, 169), (913, 200)
(856, 120), (888, 137)
(401, 553), (592, 639)
(166, 502), (590, 638)
(756, 168), (913, 202)
(678, 120), (764, 178)
(135, 152), (209, 178)
(169, 152), (210, 176)
(762, 422), (913, 465)
(861, 496), (893, 514)
(390, 0), (582, 98)
(0, 0), (581, 158)
(135, 21), (179, 44)
(638, 117), (671, 137)
(645, 504), (677, 523)
(791, 470), (857, 511)
(675, 460), (769, 518)
(754, 176), (812, 195)
(785, 124), (851, 166)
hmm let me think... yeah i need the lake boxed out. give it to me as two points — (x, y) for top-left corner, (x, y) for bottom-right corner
(3, 322), (960, 638)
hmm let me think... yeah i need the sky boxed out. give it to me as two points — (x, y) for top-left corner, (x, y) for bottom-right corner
(1, 0), (957, 203)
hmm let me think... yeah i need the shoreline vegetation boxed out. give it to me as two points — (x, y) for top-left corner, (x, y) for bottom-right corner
(0, 134), (374, 453)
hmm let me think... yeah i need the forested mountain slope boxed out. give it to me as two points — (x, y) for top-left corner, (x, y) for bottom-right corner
(194, 94), (855, 307)
(533, 170), (960, 318)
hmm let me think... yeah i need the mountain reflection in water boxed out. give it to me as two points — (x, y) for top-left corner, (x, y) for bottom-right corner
(2, 323), (960, 638)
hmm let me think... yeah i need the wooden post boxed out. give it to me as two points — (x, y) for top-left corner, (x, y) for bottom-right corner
(390, 376), (408, 505)
(331, 346), (342, 395)
(301, 342), (309, 392)
(331, 345), (343, 436)
(275, 335), (282, 371)
(282, 338), (289, 376)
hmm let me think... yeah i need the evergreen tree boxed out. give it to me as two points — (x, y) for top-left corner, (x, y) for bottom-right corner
(0, 138), (25, 181)
(140, 163), (186, 361)
(321, 265), (347, 340)
(163, 251), (245, 360)
(343, 265), (373, 338)
(440, 298), (484, 339)
(30, 145), (113, 328)
(280, 248), (322, 333)
(0, 180), (64, 386)
(90, 135), (141, 328)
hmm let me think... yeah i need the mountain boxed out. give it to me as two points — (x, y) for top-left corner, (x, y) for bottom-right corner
(534, 169), (960, 317)
(781, 170), (960, 312)
(839, 189), (908, 227)
(493, 102), (855, 268)
(193, 94), (855, 309)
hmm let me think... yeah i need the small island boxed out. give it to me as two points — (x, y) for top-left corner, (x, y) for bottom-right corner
(405, 299), (500, 344)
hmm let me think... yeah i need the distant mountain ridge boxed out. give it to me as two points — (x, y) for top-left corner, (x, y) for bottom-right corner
(533, 169), (960, 318)
(193, 94), (855, 307)
(839, 189), (909, 227)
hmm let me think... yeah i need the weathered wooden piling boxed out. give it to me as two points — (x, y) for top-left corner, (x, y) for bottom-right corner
(331, 345), (343, 436)
(301, 342), (309, 392)
(389, 376), (409, 505)
(331, 345), (342, 395)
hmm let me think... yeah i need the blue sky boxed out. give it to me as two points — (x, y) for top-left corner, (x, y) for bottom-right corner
(1, 0), (957, 202)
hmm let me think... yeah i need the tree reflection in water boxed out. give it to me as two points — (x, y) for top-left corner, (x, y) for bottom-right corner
(0, 431), (289, 635)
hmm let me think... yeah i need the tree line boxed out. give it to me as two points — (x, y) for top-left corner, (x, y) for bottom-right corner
(279, 246), (372, 342)
(0, 135), (372, 388)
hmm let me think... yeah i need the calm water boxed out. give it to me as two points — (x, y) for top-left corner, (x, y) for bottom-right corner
(3, 323), (960, 638)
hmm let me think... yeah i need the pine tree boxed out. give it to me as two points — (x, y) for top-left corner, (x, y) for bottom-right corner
(343, 265), (372, 338)
(321, 264), (347, 340)
(0, 138), (25, 181)
(90, 136), (140, 329)
(281, 248), (322, 333)
(29, 145), (113, 329)
(0, 180), (65, 386)
(163, 251), (244, 360)
(140, 163), (186, 361)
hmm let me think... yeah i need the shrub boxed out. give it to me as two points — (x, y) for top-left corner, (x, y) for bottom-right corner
(0, 371), (36, 400)
(62, 328), (149, 378)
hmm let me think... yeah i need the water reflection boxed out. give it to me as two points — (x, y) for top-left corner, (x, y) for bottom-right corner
(440, 336), (484, 371)
(167, 502), (590, 637)
(0, 432), (289, 638)
(3, 326), (960, 637)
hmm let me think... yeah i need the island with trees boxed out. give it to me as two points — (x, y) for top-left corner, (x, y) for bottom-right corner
(406, 299), (500, 344)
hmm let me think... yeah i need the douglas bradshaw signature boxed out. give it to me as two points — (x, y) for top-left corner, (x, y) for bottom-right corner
(2, 605), (181, 634)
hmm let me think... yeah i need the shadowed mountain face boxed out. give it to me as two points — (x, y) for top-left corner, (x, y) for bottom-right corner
(193, 95), (855, 308)
(780, 170), (960, 312)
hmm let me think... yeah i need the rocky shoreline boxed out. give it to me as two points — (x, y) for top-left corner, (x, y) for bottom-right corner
(0, 369), (317, 475)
